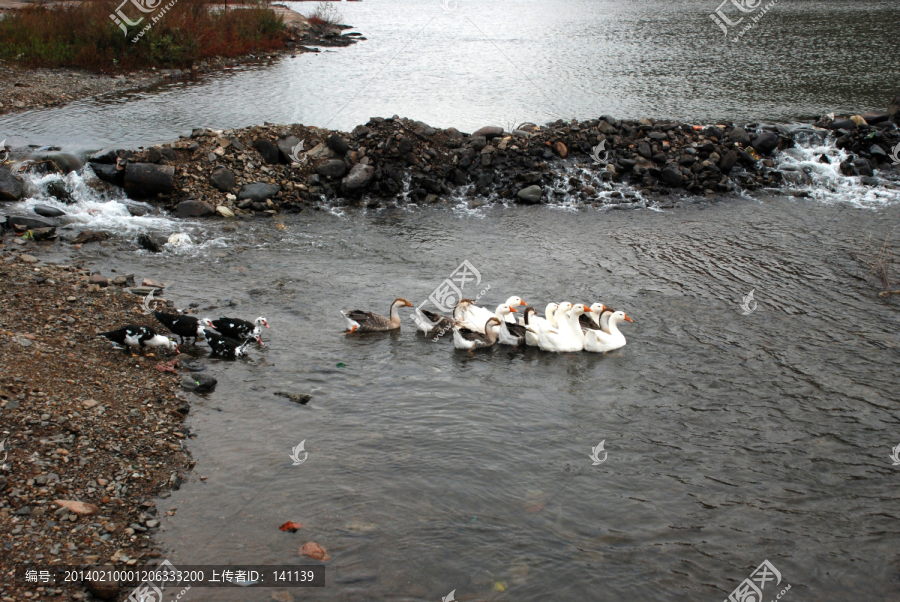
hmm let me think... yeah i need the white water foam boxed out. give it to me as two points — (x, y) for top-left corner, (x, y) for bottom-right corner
(773, 129), (900, 209)
(9, 166), (178, 234)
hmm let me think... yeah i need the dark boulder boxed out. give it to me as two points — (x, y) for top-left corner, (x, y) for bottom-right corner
(341, 163), (375, 194)
(727, 126), (752, 147)
(861, 112), (890, 125)
(33, 204), (66, 218)
(315, 159), (347, 179)
(326, 134), (350, 155)
(88, 162), (124, 186)
(516, 185), (542, 204)
(175, 200), (215, 218)
(0, 169), (26, 201)
(253, 139), (280, 164)
(660, 166), (683, 186)
(46, 180), (72, 203)
(138, 233), (164, 253)
(472, 126), (504, 139)
(238, 182), (281, 202)
(181, 373), (217, 392)
(87, 148), (119, 164)
(209, 166), (236, 192)
(869, 144), (888, 162)
(830, 118), (857, 130)
(277, 136), (304, 163)
(8, 215), (56, 229)
(449, 168), (468, 186)
(396, 137), (414, 155)
(852, 158), (874, 177)
(751, 132), (779, 154)
(637, 143), (652, 159)
(29, 152), (83, 174)
(124, 163), (175, 197)
(720, 150), (738, 174)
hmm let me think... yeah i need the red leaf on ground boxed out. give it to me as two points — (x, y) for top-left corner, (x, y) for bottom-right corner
(279, 521), (304, 532)
(155, 358), (179, 373)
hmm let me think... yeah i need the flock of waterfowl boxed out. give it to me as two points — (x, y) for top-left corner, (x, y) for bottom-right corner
(342, 297), (633, 353)
(100, 313), (269, 358)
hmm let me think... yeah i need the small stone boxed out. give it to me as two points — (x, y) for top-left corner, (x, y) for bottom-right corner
(516, 185), (542, 204)
(145, 519), (160, 528)
(551, 141), (567, 158)
(299, 542), (331, 561)
(89, 273), (109, 287)
(54, 499), (100, 516)
(19, 254), (38, 263)
(215, 205), (234, 218)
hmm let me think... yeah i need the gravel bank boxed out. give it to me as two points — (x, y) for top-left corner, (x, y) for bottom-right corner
(0, 242), (194, 601)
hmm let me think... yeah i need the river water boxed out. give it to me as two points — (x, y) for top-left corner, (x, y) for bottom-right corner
(2, 0), (900, 598)
(68, 195), (898, 601)
(1, 0), (899, 150)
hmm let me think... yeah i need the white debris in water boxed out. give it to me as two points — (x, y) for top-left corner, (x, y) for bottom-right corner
(166, 232), (193, 247)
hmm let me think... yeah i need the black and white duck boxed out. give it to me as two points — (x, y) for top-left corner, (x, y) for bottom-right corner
(342, 298), (413, 333)
(154, 312), (216, 345)
(203, 329), (257, 358)
(210, 316), (269, 344)
(100, 325), (179, 354)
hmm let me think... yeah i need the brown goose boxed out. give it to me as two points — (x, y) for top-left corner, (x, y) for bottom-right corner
(452, 317), (502, 351)
(342, 298), (413, 333)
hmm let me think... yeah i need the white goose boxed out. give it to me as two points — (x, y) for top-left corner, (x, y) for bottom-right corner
(531, 303), (592, 353)
(579, 303), (611, 333)
(584, 311), (633, 353)
(495, 304), (526, 346)
(452, 317), (503, 351)
(524, 302), (559, 346)
(464, 296), (526, 332)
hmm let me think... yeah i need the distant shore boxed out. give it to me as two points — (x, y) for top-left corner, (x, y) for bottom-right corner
(0, 2), (363, 117)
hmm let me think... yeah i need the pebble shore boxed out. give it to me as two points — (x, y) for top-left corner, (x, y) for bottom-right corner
(0, 251), (193, 602)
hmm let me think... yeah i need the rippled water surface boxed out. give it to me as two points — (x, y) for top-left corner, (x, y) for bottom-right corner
(2, 0), (899, 150)
(78, 196), (900, 601)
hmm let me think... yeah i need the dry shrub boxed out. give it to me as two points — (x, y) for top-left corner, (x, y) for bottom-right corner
(0, 0), (284, 72)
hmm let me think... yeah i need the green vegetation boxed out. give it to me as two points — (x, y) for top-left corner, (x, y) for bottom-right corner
(0, 0), (284, 72)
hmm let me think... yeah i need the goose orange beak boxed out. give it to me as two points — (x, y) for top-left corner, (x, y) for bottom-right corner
(519, 300), (526, 305)
(583, 306), (592, 312)
(624, 314), (634, 322)
(509, 307), (518, 313)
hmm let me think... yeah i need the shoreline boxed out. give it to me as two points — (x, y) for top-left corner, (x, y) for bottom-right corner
(0, 254), (195, 601)
(0, 4), (364, 117)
